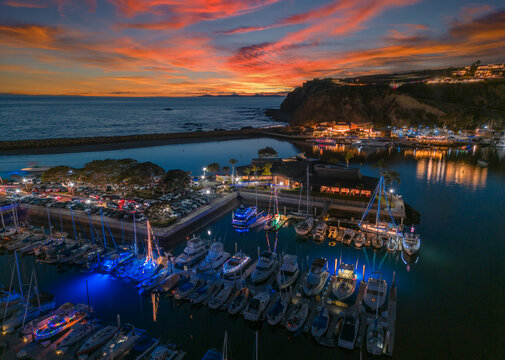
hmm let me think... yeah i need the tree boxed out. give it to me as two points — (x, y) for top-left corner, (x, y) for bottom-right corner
(228, 158), (238, 179)
(262, 163), (273, 177)
(222, 166), (230, 175)
(80, 159), (138, 187)
(251, 165), (260, 179)
(42, 166), (78, 183)
(257, 146), (278, 158)
(243, 167), (251, 178)
(344, 151), (354, 167)
(206, 163), (220, 173)
(161, 169), (191, 193)
(124, 161), (166, 190)
(383, 170), (401, 188)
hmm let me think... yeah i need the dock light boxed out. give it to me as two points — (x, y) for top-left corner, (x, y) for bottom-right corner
(208, 230), (211, 236)
(206, 190), (210, 194)
(69, 182), (74, 187)
(390, 189), (394, 194)
(201, 175), (205, 179)
(16, 189), (20, 193)
(86, 200), (91, 204)
(203, 167), (207, 171)
(23, 178), (27, 183)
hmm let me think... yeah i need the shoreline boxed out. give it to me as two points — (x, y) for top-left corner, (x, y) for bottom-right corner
(0, 127), (289, 155)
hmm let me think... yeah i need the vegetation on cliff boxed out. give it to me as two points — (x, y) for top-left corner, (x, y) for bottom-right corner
(280, 78), (505, 129)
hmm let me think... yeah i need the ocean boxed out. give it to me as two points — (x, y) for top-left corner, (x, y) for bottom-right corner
(0, 95), (284, 141)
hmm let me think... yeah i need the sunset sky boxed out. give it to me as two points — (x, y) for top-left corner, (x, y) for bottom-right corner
(1, 0), (504, 96)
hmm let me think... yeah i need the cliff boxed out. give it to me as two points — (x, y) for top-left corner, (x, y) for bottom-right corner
(279, 78), (505, 129)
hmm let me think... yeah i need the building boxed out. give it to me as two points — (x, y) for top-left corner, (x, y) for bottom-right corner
(236, 157), (378, 198)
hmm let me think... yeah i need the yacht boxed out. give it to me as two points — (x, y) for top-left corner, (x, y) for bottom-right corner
(158, 274), (180, 293)
(101, 324), (139, 360)
(353, 232), (365, 248)
(311, 306), (330, 338)
(174, 236), (208, 269)
(312, 223), (328, 242)
(197, 242), (230, 273)
(338, 312), (360, 350)
(76, 325), (119, 357)
(35, 310), (86, 341)
(243, 292), (270, 321)
(360, 221), (401, 237)
(285, 302), (309, 332)
(295, 217), (314, 236)
(54, 322), (95, 351)
(364, 278), (387, 311)
(366, 318), (385, 355)
(386, 235), (399, 252)
(222, 251), (251, 280)
(332, 263), (357, 301)
(228, 288), (249, 315)
(402, 232), (421, 255)
(174, 278), (200, 300)
(189, 282), (216, 304)
(251, 251), (278, 283)
(207, 284), (233, 310)
(276, 254), (300, 289)
(232, 205), (258, 229)
(303, 258), (330, 296)
(496, 134), (505, 149)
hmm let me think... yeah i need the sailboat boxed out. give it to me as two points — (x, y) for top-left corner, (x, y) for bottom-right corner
(295, 164), (314, 236)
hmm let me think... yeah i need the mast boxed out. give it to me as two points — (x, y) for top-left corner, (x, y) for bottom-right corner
(70, 209), (78, 243)
(88, 212), (94, 245)
(47, 206), (52, 238)
(21, 270), (34, 330)
(222, 331), (228, 360)
(1, 208), (5, 229)
(376, 177), (382, 226)
(133, 213), (138, 257)
(255, 331), (259, 360)
(2, 261), (17, 326)
(100, 208), (107, 249)
(15, 251), (24, 298)
(306, 163), (310, 215)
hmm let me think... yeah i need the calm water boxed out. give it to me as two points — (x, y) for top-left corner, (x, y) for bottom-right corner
(1, 140), (505, 359)
(0, 96), (284, 141)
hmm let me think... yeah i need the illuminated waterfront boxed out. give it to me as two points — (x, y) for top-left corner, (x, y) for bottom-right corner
(1, 139), (504, 359)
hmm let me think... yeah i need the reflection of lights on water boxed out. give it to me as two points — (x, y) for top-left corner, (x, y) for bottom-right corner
(416, 158), (487, 189)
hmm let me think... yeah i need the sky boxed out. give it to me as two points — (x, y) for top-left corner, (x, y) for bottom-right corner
(0, 0), (504, 96)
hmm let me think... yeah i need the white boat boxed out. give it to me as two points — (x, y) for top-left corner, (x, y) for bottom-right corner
(138, 269), (169, 292)
(386, 235), (399, 252)
(360, 221), (401, 237)
(158, 274), (181, 293)
(251, 251), (278, 283)
(101, 324), (139, 360)
(2, 300), (56, 334)
(364, 278), (387, 311)
(366, 318), (385, 355)
(76, 325), (119, 356)
(189, 282), (216, 304)
(496, 134), (505, 149)
(312, 223), (328, 242)
(285, 302), (308, 332)
(232, 205), (259, 229)
(295, 217), (314, 236)
(227, 288), (249, 315)
(197, 242), (230, 273)
(222, 251), (251, 280)
(207, 284), (233, 310)
(353, 232), (365, 248)
(174, 236), (208, 269)
(54, 322), (96, 351)
(332, 263), (357, 301)
(174, 278), (200, 300)
(276, 254), (300, 290)
(243, 292), (270, 321)
(267, 294), (289, 326)
(302, 258), (330, 297)
(342, 229), (354, 245)
(150, 344), (181, 360)
(311, 306), (330, 338)
(338, 312), (360, 350)
(402, 232), (421, 255)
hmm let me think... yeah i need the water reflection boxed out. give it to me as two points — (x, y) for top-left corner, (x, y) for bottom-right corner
(416, 158), (487, 189)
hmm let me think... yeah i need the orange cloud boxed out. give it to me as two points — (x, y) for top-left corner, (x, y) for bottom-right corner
(3, 0), (47, 8)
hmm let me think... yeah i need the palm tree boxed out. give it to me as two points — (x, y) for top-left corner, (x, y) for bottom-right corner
(228, 158), (238, 181)
(262, 163), (272, 177)
(244, 167), (251, 179)
(251, 165), (260, 181)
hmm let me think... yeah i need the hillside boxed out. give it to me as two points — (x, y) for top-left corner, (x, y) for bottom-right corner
(278, 78), (505, 129)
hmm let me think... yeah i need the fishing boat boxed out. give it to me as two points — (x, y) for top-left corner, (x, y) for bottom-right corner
(312, 222), (328, 242)
(285, 302), (309, 332)
(227, 287), (249, 315)
(222, 251), (251, 280)
(302, 258), (330, 297)
(101, 324), (139, 360)
(207, 283), (233, 310)
(76, 325), (119, 356)
(342, 229), (354, 245)
(243, 292), (270, 321)
(251, 251), (278, 283)
(402, 231), (421, 255)
(295, 217), (314, 236)
(332, 263), (357, 301)
(276, 254), (300, 289)
(174, 236), (208, 269)
(158, 274), (181, 293)
(174, 278), (200, 300)
(311, 306), (330, 338)
(364, 277), (387, 311)
(197, 242), (230, 273)
(53, 322), (96, 351)
(232, 205), (259, 229)
(189, 282), (216, 304)
(34, 310), (87, 342)
(353, 232), (365, 248)
(338, 312), (360, 350)
(267, 294), (289, 326)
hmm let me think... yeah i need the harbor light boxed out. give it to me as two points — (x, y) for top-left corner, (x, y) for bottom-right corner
(23, 178), (27, 183)
(16, 189), (20, 193)
(206, 189), (210, 194)
(208, 230), (211, 236)
(86, 199), (91, 204)
(390, 189), (394, 194)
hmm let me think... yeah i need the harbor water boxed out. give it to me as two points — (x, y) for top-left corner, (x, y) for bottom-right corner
(1, 140), (505, 358)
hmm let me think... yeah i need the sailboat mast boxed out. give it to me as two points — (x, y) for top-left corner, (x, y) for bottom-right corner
(376, 177), (382, 226)
(255, 331), (259, 360)
(100, 208), (106, 249)
(47, 206), (52, 238)
(15, 251), (24, 298)
(133, 213), (138, 257)
(306, 164), (310, 215)
(222, 331), (228, 360)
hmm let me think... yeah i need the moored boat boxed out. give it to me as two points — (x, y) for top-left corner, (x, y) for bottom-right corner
(338, 312), (360, 350)
(285, 302), (308, 332)
(295, 217), (314, 236)
(243, 292), (270, 322)
(222, 251), (251, 280)
(174, 236), (208, 269)
(76, 325), (119, 356)
(227, 287), (249, 315)
(197, 242), (230, 273)
(207, 283), (233, 310)
(311, 306), (330, 338)
(366, 318), (385, 355)
(251, 251), (278, 283)
(276, 254), (300, 290)
(302, 258), (330, 297)
(332, 263), (357, 301)
(364, 277), (387, 311)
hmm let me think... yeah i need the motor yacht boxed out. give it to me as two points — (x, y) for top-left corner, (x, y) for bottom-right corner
(295, 217), (314, 236)
(243, 292), (270, 321)
(312, 223), (328, 242)
(251, 251), (278, 283)
(276, 254), (300, 289)
(366, 318), (385, 355)
(311, 306), (330, 338)
(197, 242), (230, 273)
(302, 258), (329, 296)
(222, 251), (251, 280)
(285, 302), (308, 332)
(338, 312), (360, 350)
(174, 236), (208, 269)
(332, 263), (357, 301)
(364, 278), (387, 311)
(402, 232), (421, 255)
(232, 206), (258, 230)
